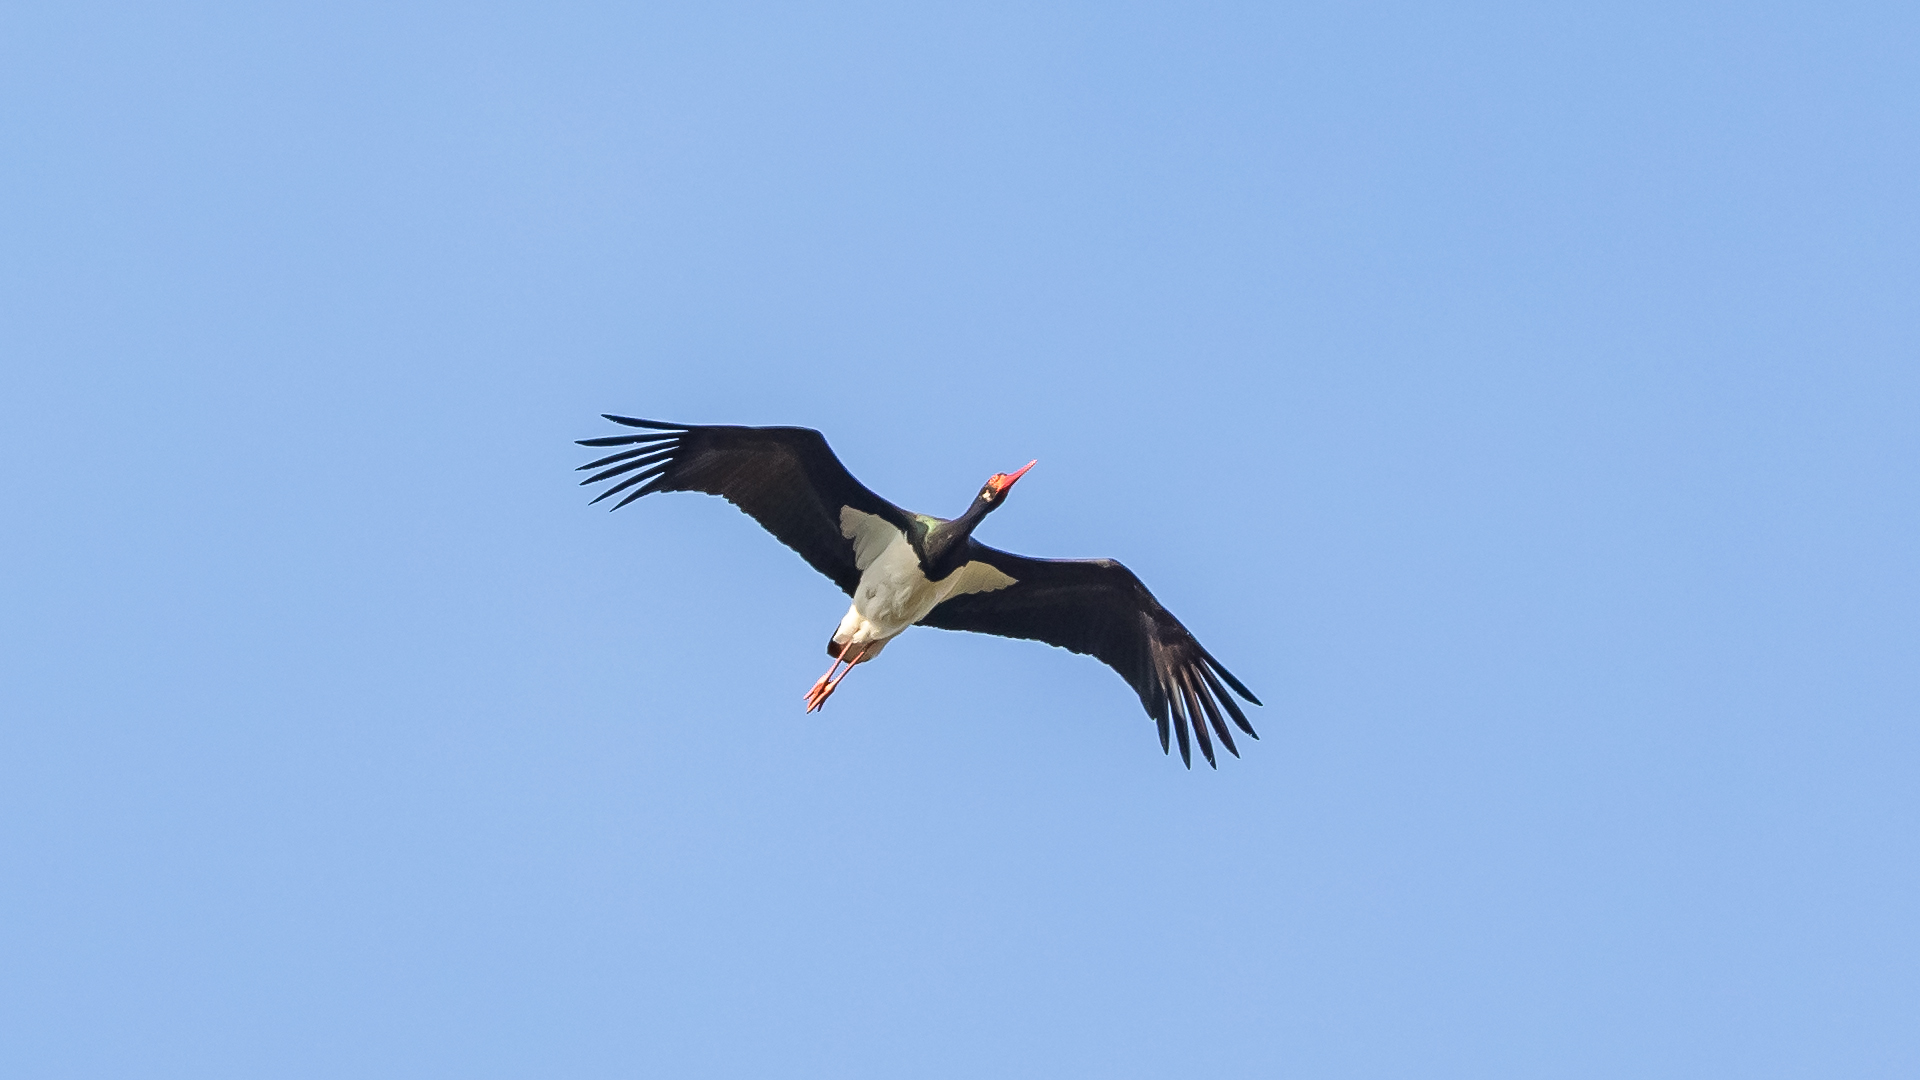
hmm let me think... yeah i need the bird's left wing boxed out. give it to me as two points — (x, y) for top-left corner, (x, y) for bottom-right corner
(921, 545), (1262, 768)
(576, 416), (912, 595)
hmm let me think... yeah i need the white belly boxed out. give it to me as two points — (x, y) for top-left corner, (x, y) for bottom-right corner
(832, 509), (1020, 652)
(836, 534), (943, 646)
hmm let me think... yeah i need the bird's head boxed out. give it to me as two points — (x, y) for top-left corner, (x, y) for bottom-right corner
(976, 460), (1036, 510)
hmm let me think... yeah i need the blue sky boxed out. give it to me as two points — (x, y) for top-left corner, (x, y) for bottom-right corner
(3, 2), (1915, 1076)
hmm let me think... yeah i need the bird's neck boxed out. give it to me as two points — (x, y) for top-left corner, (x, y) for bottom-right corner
(920, 497), (994, 578)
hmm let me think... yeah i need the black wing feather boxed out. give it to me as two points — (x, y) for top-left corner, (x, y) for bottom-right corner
(576, 416), (911, 595)
(920, 546), (1261, 768)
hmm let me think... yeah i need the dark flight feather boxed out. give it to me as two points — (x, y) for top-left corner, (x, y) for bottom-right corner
(576, 416), (911, 595)
(920, 547), (1260, 769)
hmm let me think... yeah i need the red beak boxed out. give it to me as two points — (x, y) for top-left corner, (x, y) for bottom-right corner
(992, 460), (1037, 494)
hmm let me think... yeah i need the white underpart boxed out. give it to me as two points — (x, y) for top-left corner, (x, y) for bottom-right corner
(833, 507), (1017, 654)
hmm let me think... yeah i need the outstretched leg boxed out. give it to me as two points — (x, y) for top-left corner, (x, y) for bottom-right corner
(804, 648), (851, 708)
(805, 642), (868, 713)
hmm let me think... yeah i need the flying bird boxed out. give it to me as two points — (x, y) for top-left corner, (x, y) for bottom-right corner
(576, 415), (1262, 768)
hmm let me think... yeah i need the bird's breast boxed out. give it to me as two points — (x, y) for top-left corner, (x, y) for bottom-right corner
(838, 507), (1019, 642)
(853, 534), (942, 634)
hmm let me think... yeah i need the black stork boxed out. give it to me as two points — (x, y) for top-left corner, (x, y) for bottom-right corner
(576, 415), (1262, 768)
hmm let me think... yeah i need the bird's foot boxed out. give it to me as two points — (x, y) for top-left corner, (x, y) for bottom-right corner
(804, 654), (845, 712)
(803, 643), (867, 713)
(805, 672), (836, 712)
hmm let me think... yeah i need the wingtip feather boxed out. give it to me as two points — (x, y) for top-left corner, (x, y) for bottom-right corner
(576, 440), (679, 470)
(576, 433), (677, 447)
(578, 447), (676, 486)
(1198, 665), (1259, 740)
(1202, 652), (1262, 707)
(1179, 678), (1218, 768)
(602, 414), (689, 431)
(612, 475), (672, 510)
(1187, 669), (1238, 759)
(586, 463), (669, 506)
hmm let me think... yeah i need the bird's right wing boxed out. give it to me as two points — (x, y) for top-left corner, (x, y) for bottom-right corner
(921, 546), (1262, 768)
(575, 416), (913, 595)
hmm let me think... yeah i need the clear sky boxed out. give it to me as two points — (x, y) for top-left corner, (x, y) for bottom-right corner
(3, 2), (1915, 1076)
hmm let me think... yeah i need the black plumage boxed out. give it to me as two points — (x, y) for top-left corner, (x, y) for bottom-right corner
(920, 549), (1261, 768)
(577, 416), (910, 595)
(577, 415), (1261, 768)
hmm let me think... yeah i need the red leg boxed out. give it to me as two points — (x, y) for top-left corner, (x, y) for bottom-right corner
(806, 642), (868, 712)
(805, 651), (849, 703)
